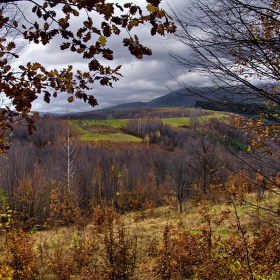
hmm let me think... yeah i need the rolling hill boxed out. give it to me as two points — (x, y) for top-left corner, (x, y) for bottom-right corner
(69, 86), (268, 120)
(109, 88), (206, 109)
(109, 85), (263, 110)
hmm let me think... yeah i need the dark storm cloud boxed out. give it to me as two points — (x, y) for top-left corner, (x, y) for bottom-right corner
(24, 0), (201, 114)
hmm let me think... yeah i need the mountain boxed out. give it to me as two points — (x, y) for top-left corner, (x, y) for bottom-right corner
(70, 85), (270, 119)
(147, 88), (204, 108)
(109, 101), (148, 109)
(109, 88), (206, 110)
(107, 86), (254, 110)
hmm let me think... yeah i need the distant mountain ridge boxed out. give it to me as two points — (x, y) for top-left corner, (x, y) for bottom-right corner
(106, 86), (261, 110)
(68, 86), (270, 118)
(107, 88), (206, 110)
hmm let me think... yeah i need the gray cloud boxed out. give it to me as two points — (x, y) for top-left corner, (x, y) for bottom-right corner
(24, 0), (197, 114)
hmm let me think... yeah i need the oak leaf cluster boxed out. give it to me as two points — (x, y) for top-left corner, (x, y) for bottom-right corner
(0, 0), (176, 153)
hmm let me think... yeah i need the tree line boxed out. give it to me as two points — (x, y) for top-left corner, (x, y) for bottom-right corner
(68, 107), (210, 121)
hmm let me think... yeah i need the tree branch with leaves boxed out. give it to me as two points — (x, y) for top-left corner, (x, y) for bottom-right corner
(0, 0), (176, 154)
(169, 0), (280, 162)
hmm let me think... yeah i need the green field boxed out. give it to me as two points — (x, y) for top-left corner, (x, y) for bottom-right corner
(71, 110), (228, 142)
(73, 119), (128, 128)
(162, 111), (227, 127)
(71, 120), (142, 142)
(79, 132), (142, 142)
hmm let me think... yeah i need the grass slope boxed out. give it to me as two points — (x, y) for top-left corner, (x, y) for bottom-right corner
(71, 109), (228, 142)
(71, 120), (142, 142)
(75, 119), (128, 129)
(162, 110), (227, 127)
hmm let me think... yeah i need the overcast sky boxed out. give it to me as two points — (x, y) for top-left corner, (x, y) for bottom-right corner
(20, 0), (205, 114)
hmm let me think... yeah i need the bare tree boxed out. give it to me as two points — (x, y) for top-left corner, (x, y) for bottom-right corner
(188, 136), (220, 196)
(168, 0), (280, 228)
(168, 0), (280, 109)
(168, 151), (193, 214)
(0, 2), (28, 152)
(0, 2), (27, 62)
(168, 0), (280, 180)
(60, 121), (77, 192)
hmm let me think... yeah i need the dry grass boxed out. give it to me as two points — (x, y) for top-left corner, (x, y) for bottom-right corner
(31, 192), (274, 249)
(2, 190), (279, 279)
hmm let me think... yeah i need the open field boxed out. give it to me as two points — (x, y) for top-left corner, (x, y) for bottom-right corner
(71, 109), (228, 143)
(162, 110), (227, 127)
(75, 119), (128, 129)
(71, 120), (142, 142)
(80, 132), (142, 142)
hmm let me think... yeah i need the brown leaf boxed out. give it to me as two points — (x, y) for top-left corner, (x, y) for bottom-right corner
(147, 0), (161, 7)
(157, 10), (165, 19)
(102, 22), (111, 37)
(40, 32), (49, 45)
(112, 16), (122, 25)
(88, 95), (98, 106)
(157, 23), (164, 36)
(83, 32), (91, 42)
(58, 18), (69, 29)
(43, 91), (51, 103)
(115, 3), (124, 12)
(44, 22), (49, 31)
(68, 96), (74, 103)
(88, 60), (100, 71)
(103, 50), (114, 60)
(130, 6), (138, 15)
(60, 42), (71, 50)
(7, 42), (15, 51)
(151, 26), (157, 36)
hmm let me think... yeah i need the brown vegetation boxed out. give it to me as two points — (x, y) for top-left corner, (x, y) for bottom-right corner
(0, 112), (279, 279)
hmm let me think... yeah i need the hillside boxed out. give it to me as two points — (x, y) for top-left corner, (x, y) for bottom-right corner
(105, 86), (265, 109)
(69, 86), (268, 120)
(1, 104), (280, 279)
(110, 88), (203, 109)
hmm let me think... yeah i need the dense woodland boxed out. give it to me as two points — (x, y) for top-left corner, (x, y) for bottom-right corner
(0, 113), (277, 228)
(0, 113), (280, 279)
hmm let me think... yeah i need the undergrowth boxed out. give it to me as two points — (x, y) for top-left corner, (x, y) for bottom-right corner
(0, 189), (280, 280)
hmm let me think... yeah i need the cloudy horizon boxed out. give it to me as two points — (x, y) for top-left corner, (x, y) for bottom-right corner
(15, 0), (208, 115)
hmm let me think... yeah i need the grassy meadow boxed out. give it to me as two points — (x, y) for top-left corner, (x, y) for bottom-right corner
(70, 108), (228, 142)
(74, 119), (128, 129)
(13, 188), (275, 279)
(71, 120), (142, 142)
(162, 110), (227, 127)
(79, 132), (142, 142)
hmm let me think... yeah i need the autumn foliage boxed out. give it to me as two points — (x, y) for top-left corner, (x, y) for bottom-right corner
(1, 0), (280, 278)
(0, 112), (278, 279)
(0, 0), (176, 153)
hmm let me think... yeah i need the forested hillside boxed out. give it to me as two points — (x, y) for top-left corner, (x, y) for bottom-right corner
(0, 113), (242, 225)
(0, 110), (280, 278)
(67, 106), (210, 120)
